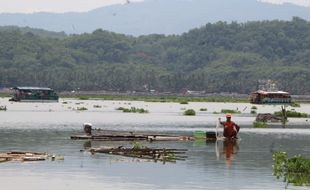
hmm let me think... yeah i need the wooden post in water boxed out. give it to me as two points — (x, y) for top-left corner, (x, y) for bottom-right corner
(281, 106), (287, 128)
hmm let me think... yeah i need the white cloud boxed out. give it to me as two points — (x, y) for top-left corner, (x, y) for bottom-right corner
(0, 0), (144, 13)
(259, 0), (310, 7)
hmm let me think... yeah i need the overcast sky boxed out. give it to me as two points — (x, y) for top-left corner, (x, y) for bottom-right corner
(0, 0), (309, 13)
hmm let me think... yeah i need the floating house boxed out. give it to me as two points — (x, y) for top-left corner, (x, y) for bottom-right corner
(250, 90), (291, 104)
(9, 87), (59, 102)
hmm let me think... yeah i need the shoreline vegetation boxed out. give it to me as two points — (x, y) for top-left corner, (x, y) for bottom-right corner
(1, 91), (310, 103)
(72, 94), (249, 103)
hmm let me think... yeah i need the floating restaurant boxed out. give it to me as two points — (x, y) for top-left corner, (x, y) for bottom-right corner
(250, 90), (291, 104)
(9, 87), (59, 102)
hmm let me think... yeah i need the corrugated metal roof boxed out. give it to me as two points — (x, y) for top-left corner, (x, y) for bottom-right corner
(254, 90), (290, 95)
(13, 87), (53, 91)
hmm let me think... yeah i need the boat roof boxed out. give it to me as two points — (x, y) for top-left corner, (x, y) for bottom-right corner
(252, 90), (290, 95)
(12, 87), (53, 91)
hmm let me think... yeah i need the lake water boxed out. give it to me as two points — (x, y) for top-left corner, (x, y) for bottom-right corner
(0, 98), (309, 190)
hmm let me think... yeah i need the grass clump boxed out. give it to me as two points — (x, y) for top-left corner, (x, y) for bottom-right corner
(290, 102), (301, 108)
(132, 141), (144, 150)
(116, 107), (149, 113)
(184, 109), (196, 116)
(221, 109), (241, 114)
(251, 106), (258, 110)
(180, 101), (189, 104)
(200, 108), (208, 111)
(78, 96), (89, 100)
(274, 110), (308, 118)
(0, 106), (7, 111)
(250, 110), (257, 114)
(273, 151), (310, 186)
(253, 121), (268, 128)
(77, 107), (88, 111)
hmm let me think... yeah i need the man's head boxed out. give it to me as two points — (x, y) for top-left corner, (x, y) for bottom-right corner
(226, 113), (232, 121)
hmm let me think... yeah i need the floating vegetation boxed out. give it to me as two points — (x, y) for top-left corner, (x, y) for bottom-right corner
(77, 107), (88, 111)
(252, 121), (268, 128)
(184, 109), (196, 116)
(93, 105), (102, 108)
(221, 109), (241, 114)
(250, 110), (257, 114)
(274, 110), (308, 118)
(78, 96), (89, 100)
(180, 101), (189, 104)
(116, 107), (149, 113)
(251, 106), (258, 110)
(90, 146), (187, 163)
(273, 151), (310, 187)
(0, 106), (7, 111)
(199, 108), (208, 111)
(213, 111), (220, 114)
(290, 102), (301, 108)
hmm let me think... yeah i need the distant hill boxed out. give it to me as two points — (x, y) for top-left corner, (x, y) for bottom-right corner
(0, 26), (66, 39)
(0, 0), (310, 35)
(0, 18), (309, 94)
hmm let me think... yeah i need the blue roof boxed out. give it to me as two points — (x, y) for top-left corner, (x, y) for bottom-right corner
(13, 87), (53, 91)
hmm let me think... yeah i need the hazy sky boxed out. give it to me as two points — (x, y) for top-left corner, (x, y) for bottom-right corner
(0, 0), (143, 13)
(0, 0), (309, 13)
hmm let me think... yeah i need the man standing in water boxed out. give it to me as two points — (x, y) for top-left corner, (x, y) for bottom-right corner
(220, 114), (240, 139)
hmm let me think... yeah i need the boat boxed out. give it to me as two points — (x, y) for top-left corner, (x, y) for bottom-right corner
(250, 90), (291, 104)
(9, 86), (59, 102)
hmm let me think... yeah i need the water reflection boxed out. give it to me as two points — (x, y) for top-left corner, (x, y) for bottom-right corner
(0, 128), (309, 190)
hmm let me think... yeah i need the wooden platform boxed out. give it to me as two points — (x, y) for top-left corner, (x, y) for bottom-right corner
(71, 130), (193, 142)
(0, 151), (64, 162)
(90, 146), (187, 163)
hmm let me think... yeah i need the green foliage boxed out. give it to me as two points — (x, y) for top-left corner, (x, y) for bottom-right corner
(251, 106), (257, 110)
(200, 108), (208, 111)
(184, 109), (196, 116)
(77, 107), (88, 111)
(180, 101), (188, 104)
(132, 141), (144, 150)
(273, 151), (310, 186)
(1, 19), (310, 94)
(290, 102), (301, 108)
(193, 131), (205, 139)
(116, 107), (149, 113)
(250, 110), (257, 114)
(274, 110), (308, 118)
(221, 109), (241, 114)
(78, 97), (89, 100)
(252, 121), (267, 128)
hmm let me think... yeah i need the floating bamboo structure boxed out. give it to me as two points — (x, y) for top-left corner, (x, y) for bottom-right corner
(90, 146), (187, 163)
(71, 124), (193, 142)
(0, 151), (64, 163)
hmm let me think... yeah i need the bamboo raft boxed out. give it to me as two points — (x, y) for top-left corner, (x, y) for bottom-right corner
(90, 146), (187, 163)
(71, 125), (193, 141)
(71, 133), (193, 141)
(0, 151), (64, 163)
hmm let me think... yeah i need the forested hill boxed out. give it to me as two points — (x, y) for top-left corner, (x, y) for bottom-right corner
(0, 17), (310, 94)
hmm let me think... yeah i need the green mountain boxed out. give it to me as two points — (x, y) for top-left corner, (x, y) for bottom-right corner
(0, 18), (309, 94)
(0, 0), (310, 36)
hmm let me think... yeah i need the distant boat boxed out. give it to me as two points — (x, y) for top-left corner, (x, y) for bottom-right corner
(9, 87), (59, 102)
(250, 90), (291, 104)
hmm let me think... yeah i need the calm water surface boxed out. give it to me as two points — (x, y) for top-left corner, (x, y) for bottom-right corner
(0, 99), (309, 190)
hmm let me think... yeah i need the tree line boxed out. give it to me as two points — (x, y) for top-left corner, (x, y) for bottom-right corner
(0, 17), (309, 94)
